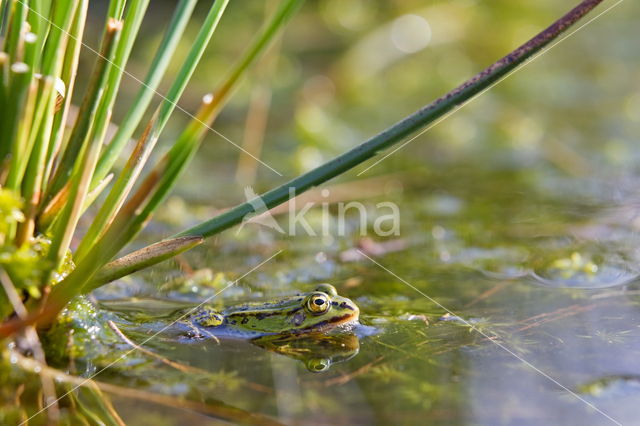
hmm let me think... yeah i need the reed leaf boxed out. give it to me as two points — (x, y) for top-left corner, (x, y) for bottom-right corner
(46, 19), (122, 271)
(46, 0), (149, 201)
(19, 0), (304, 327)
(76, 0), (230, 260)
(43, 0), (88, 193)
(102, 0), (608, 282)
(90, 0), (198, 187)
(4, 0), (27, 61)
(92, 236), (204, 287)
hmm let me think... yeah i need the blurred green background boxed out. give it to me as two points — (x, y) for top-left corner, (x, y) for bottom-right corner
(82, 0), (639, 209)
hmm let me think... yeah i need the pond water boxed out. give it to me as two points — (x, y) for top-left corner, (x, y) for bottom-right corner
(41, 165), (637, 426)
(3, 1), (639, 424)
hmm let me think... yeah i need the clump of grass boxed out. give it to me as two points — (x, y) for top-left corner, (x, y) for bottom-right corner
(0, 0), (302, 332)
(0, 0), (606, 339)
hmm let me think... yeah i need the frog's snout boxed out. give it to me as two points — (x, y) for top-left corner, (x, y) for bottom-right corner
(333, 296), (360, 324)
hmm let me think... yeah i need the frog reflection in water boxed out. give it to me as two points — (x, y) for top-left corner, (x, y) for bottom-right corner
(182, 283), (361, 371)
(255, 332), (360, 372)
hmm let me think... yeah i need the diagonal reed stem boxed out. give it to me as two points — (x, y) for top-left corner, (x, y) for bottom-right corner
(106, 0), (607, 282)
(0, 0), (608, 337)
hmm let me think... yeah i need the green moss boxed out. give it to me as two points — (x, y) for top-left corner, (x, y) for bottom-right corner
(0, 188), (76, 319)
(43, 296), (116, 364)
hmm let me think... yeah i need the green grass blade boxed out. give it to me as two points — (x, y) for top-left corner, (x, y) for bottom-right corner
(0, 0), (11, 38)
(8, 1), (76, 205)
(0, 53), (7, 159)
(1, 62), (33, 184)
(46, 19), (122, 271)
(43, 0), (87, 192)
(73, 112), (160, 261)
(91, 236), (203, 287)
(77, 0), (229, 259)
(4, 0), (27, 61)
(91, 0), (198, 187)
(46, 0), (149, 201)
(0, 52), (6, 132)
(105, 0), (303, 251)
(108, 0), (126, 21)
(26, 0), (47, 37)
(3, 73), (35, 192)
(39, 0), (76, 77)
(7, 2), (75, 193)
(25, 0), (50, 70)
(15, 76), (55, 245)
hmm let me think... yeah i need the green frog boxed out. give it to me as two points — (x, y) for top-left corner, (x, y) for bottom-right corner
(184, 283), (360, 339)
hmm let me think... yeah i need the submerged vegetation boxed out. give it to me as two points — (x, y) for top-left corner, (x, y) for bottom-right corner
(0, 0), (629, 423)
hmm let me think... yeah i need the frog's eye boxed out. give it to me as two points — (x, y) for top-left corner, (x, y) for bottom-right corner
(306, 358), (331, 372)
(314, 283), (337, 297)
(305, 292), (331, 315)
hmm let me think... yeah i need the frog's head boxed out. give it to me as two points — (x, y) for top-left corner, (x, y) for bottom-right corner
(293, 283), (360, 333)
(225, 283), (359, 334)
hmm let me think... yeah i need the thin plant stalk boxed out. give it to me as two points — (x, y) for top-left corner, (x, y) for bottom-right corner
(0, 0), (10, 38)
(15, 77), (55, 245)
(46, 19), (122, 271)
(45, 0), (149, 201)
(1, 62), (32, 198)
(106, 0), (607, 282)
(4, 0), (27, 60)
(16, 1), (78, 244)
(42, 0), (88, 193)
(89, 0), (198, 187)
(4, 67), (36, 192)
(7, 1), (76, 190)
(75, 0), (230, 260)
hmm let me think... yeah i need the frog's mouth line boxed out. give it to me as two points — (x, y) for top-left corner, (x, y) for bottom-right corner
(298, 312), (360, 333)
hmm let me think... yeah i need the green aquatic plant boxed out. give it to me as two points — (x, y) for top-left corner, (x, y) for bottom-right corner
(0, 0), (609, 339)
(0, 0), (302, 333)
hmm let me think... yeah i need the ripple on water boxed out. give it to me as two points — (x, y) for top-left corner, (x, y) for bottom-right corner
(530, 246), (640, 289)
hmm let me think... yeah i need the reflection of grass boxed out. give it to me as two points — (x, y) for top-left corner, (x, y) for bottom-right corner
(580, 329), (633, 345)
